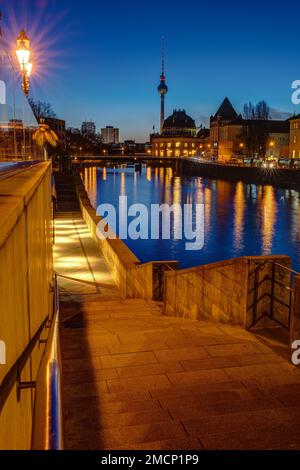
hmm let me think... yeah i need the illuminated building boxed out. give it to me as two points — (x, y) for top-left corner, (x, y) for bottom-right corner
(101, 126), (119, 144)
(210, 97), (289, 161)
(289, 114), (300, 159)
(151, 109), (200, 157)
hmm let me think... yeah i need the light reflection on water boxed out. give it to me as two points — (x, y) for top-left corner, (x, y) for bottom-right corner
(83, 164), (300, 270)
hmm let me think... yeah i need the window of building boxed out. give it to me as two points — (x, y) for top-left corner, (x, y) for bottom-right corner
(175, 142), (181, 148)
(184, 143), (188, 148)
(294, 136), (297, 144)
(167, 142), (171, 148)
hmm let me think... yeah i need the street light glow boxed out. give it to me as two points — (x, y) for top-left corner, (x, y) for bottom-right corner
(16, 29), (32, 96)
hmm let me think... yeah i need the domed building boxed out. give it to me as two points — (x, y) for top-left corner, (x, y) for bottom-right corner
(151, 109), (200, 157)
(163, 110), (196, 136)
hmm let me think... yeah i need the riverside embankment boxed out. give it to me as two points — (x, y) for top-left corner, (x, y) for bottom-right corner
(72, 156), (300, 189)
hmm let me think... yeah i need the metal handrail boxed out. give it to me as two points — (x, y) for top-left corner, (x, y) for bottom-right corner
(268, 260), (300, 276)
(31, 274), (63, 450)
(247, 258), (299, 330)
(0, 274), (63, 449)
(0, 316), (49, 414)
(56, 271), (113, 289)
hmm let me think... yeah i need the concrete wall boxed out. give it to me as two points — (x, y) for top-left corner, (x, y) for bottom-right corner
(181, 159), (300, 189)
(76, 178), (139, 297)
(164, 255), (292, 328)
(0, 162), (53, 450)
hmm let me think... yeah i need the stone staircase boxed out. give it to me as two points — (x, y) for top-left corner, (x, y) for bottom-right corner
(54, 172), (80, 213)
(60, 297), (300, 450)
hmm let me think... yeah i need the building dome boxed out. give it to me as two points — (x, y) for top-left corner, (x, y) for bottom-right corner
(162, 109), (196, 136)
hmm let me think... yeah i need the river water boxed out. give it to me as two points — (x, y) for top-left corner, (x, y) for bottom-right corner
(82, 163), (300, 271)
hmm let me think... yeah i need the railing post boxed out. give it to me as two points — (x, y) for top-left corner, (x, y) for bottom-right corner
(270, 262), (275, 321)
(252, 268), (259, 327)
(290, 275), (300, 356)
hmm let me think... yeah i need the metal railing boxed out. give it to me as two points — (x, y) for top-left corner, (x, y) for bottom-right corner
(31, 274), (63, 450)
(0, 274), (63, 450)
(0, 317), (49, 414)
(153, 262), (178, 301)
(247, 259), (299, 330)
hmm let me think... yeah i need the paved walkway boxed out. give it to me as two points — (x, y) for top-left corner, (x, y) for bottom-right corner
(54, 212), (121, 302)
(54, 175), (300, 450)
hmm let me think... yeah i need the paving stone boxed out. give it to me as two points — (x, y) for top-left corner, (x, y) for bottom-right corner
(158, 388), (261, 410)
(66, 421), (187, 449)
(150, 381), (246, 400)
(61, 345), (110, 359)
(169, 396), (282, 420)
(184, 406), (300, 438)
(257, 381), (300, 397)
(234, 353), (286, 365)
(100, 351), (157, 368)
(181, 356), (238, 371)
(204, 342), (263, 357)
(63, 367), (118, 384)
(154, 347), (209, 363)
(117, 362), (183, 378)
(62, 356), (102, 372)
(167, 369), (230, 386)
(118, 329), (187, 345)
(109, 341), (168, 354)
(63, 380), (108, 398)
(107, 374), (171, 393)
(65, 397), (161, 416)
(243, 374), (300, 388)
(225, 363), (295, 380)
(102, 437), (202, 450)
(198, 426), (300, 450)
(165, 336), (217, 348)
(66, 408), (172, 430)
(92, 421), (186, 446)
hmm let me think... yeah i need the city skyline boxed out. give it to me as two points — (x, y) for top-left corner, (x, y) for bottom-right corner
(1, 0), (299, 141)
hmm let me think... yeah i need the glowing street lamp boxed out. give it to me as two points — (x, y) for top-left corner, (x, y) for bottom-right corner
(16, 30), (32, 96)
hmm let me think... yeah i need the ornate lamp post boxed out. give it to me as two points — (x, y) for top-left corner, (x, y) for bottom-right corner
(16, 30), (32, 96)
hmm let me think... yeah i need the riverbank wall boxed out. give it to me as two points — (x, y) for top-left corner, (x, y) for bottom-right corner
(73, 156), (300, 189)
(179, 159), (300, 188)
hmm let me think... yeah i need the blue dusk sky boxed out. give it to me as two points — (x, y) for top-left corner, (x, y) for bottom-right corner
(1, 0), (300, 141)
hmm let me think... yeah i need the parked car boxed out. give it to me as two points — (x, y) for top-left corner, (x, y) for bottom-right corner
(228, 157), (243, 165)
(262, 160), (277, 169)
